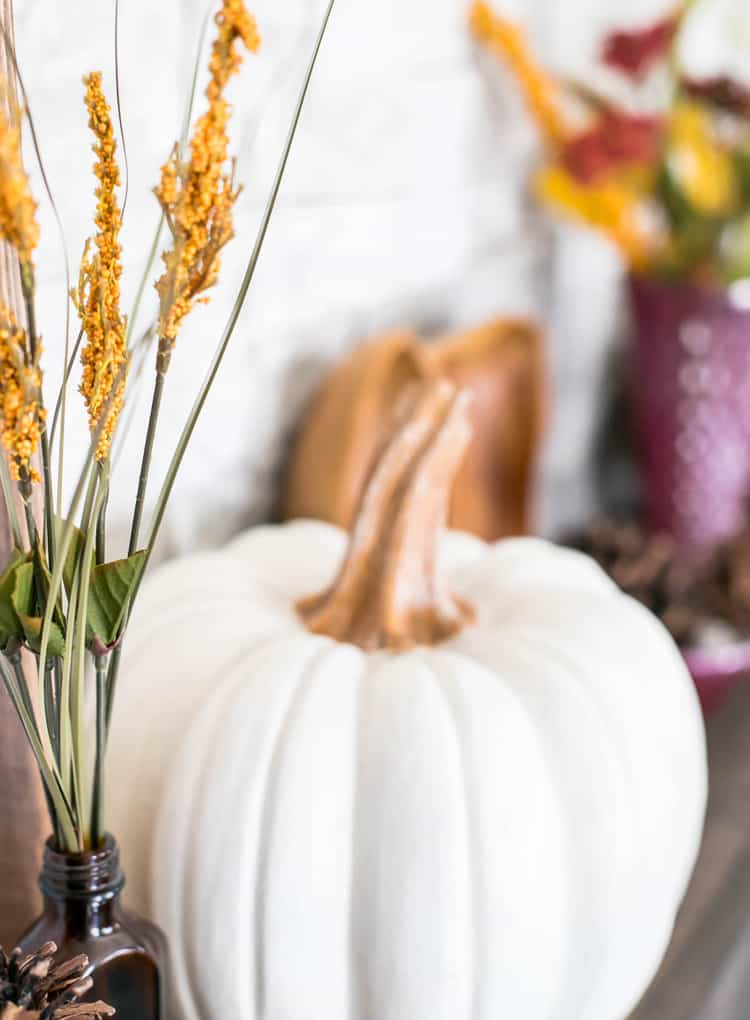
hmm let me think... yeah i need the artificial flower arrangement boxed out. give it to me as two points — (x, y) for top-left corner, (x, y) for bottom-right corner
(470, 0), (750, 285)
(470, 0), (750, 701)
(0, 0), (333, 860)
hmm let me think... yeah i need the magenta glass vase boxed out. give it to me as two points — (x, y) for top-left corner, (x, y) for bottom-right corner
(628, 274), (750, 552)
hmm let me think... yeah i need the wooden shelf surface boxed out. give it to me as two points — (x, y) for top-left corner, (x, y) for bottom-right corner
(633, 679), (750, 1019)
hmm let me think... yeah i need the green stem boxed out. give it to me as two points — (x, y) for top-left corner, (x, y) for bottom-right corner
(90, 655), (108, 847)
(79, 468), (98, 543)
(106, 372), (165, 723)
(105, 643), (121, 732)
(9, 653), (59, 845)
(0, 454), (22, 550)
(22, 495), (37, 554)
(20, 289), (58, 782)
(1, 652), (79, 850)
(21, 494), (55, 755)
(43, 656), (59, 769)
(96, 460), (109, 566)
(91, 460), (110, 847)
(128, 369), (165, 557)
(49, 326), (84, 450)
(40, 430), (55, 559)
(22, 493), (62, 775)
(73, 471), (105, 849)
(9, 650), (35, 734)
(60, 569), (80, 828)
(55, 307), (76, 516)
(36, 358), (128, 694)
(111, 326), (155, 465)
(20, 268), (55, 565)
(127, 220), (163, 346)
(39, 423), (65, 766)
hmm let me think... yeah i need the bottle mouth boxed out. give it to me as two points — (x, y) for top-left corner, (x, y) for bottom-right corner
(40, 833), (125, 900)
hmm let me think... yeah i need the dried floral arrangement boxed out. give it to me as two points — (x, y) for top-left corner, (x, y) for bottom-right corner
(0, 941), (113, 1019)
(470, 0), (750, 284)
(0, 0), (334, 853)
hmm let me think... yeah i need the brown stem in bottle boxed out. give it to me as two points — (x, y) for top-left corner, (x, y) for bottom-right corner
(297, 380), (476, 651)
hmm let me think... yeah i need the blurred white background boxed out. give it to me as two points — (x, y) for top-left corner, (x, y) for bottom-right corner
(13, 0), (747, 555)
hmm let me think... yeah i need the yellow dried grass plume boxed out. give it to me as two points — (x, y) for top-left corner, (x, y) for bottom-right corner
(73, 71), (128, 462)
(0, 302), (45, 482)
(0, 90), (39, 269)
(154, 0), (260, 373)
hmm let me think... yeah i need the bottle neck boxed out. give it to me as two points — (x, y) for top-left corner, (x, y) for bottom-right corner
(39, 834), (124, 936)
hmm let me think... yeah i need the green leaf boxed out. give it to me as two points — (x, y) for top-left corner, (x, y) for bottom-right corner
(12, 560), (66, 657)
(54, 514), (90, 594)
(655, 163), (723, 275)
(0, 551), (30, 650)
(12, 560), (35, 618)
(18, 613), (67, 658)
(87, 550), (146, 649)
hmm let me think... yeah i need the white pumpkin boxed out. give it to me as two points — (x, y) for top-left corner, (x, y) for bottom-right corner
(107, 382), (707, 1020)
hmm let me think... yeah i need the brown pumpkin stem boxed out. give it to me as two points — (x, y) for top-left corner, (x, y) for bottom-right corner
(297, 380), (476, 650)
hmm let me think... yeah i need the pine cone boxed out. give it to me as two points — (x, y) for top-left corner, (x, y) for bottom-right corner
(565, 517), (750, 648)
(565, 518), (702, 645)
(0, 943), (114, 1020)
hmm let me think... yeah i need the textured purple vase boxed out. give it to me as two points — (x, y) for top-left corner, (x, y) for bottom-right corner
(628, 274), (750, 552)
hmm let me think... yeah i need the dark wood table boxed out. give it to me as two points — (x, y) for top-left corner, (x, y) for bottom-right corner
(632, 679), (750, 1018)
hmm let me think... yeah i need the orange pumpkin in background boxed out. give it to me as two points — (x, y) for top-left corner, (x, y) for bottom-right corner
(282, 318), (547, 540)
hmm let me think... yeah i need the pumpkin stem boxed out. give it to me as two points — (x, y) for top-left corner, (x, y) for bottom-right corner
(297, 379), (476, 650)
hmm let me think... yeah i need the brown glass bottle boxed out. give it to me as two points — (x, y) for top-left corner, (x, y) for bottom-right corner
(18, 835), (167, 1019)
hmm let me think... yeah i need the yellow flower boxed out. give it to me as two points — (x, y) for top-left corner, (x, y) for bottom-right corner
(666, 103), (737, 217)
(0, 303), (45, 482)
(0, 95), (39, 268)
(536, 164), (652, 268)
(73, 72), (127, 461)
(154, 0), (260, 373)
(469, 1), (568, 145)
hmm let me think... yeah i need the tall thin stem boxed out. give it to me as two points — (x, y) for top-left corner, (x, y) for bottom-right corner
(40, 431), (54, 550)
(23, 548), (61, 780)
(91, 460), (110, 847)
(43, 656), (59, 771)
(9, 652), (59, 845)
(96, 460), (109, 565)
(19, 267), (67, 778)
(90, 654), (108, 848)
(127, 221), (163, 347)
(0, 453), (22, 549)
(72, 469), (104, 849)
(35, 360), (128, 684)
(0, 652), (78, 850)
(22, 493), (36, 551)
(49, 325), (84, 511)
(128, 369), (165, 556)
(59, 568), (79, 823)
(9, 649), (34, 732)
(20, 267), (55, 565)
(108, 366), (164, 732)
